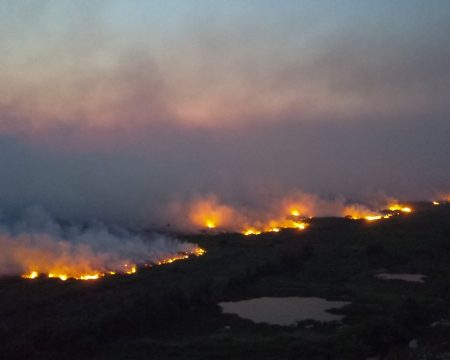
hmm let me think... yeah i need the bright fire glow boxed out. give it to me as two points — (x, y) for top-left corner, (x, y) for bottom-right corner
(124, 264), (137, 275)
(194, 247), (206, 256)
(343, 203), (384, 222)
(157, 248), (205, 265)
(190, 196), (312, 235)
(243, 229), (262, 236)
(344, 202), (412, 222)
(242, 218), (308, 236)
(344, 201), (413, 222)
(433, 201), (440, 205)
(206, 220), (216, 229)
(290, 210), (301, 217)
(188, 195), (236, 231)
(49, 273), (68, 281)
(22, 271), (39, 279)
(293, 222), (307, 230)
(183, 194), (420, 235)
(388, 204), (412, 213)
(79, 274), (101, 280)
(365, 215), (382, 221)
(21, 247), (206, 282)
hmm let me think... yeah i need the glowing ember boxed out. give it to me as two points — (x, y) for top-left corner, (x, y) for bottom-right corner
(388, 204), (412, 213)
(78, 274), (103, 280)
(187, 195), (236, 230)
(23, 270), (106, 281)
(194, 247), (206, 256)
(49, 273), (68, 281)
(290, 210), (301, 217)
(343, 202), (413, 221)
(365, 215), (382, 221)
(346, 214), (383, 222)
(343, 203), (383, 222)
(157, 249), (205, 265)
(22, 271), (39, 279)
(124, 264), (137, 275)
(293, 222), (307, 230)
(344, 203), (413, 222)
(433, 201), (440, 206)
(205, 220), (216, 229)
(46, 272), (106, 281)
(243, 229), (262, 236)
(242, 218), (309, 235)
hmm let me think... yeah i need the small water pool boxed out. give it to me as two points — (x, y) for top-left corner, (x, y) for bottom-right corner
(375, 273), (426, 283)
(219, 297), (351, 326)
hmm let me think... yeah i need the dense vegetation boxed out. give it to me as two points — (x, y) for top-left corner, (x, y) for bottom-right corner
(1, 202), (450, 359)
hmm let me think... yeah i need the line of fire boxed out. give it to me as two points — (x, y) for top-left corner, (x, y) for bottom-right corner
(19, 200), (447, 283)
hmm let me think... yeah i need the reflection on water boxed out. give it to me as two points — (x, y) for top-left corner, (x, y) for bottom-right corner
(376, 273), (426, 283)
(219, 297), (351, 326)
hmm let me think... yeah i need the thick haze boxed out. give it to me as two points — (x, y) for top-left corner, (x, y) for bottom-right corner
(0, 0), (449, 227)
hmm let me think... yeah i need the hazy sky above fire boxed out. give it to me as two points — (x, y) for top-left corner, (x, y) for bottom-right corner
(0, 0), (449, 225)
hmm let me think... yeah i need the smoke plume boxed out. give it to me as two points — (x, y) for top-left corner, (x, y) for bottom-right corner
(163, 191), (397, 233)
(0, 206), (201, 278)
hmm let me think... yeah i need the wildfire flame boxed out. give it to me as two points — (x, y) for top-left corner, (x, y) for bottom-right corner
(16, 192), (437, 283)
(243, 229), (262, 236)
(21, 248), (206, 281)
(344, 201), (413, 222)
(16, 193), (429, 283)
(241, 218), (310, 236)
(205, 220), (216, 229)
(364, 215), (382, 221)
(188, 195), (236, 231)
(22, 271), (39, 279)
(388, 204), (412, 213)
(290, 210), (301, 217)
(189, 196), (419, 235)
(168, 193), (422, 236)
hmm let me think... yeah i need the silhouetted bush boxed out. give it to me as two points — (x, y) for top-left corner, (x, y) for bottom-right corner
(358, 316), (410, 354)
(366, 243), (386, 257)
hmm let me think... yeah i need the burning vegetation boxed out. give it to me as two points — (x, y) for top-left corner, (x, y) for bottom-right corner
(21, 247), (205, 282)
(0, 207), (205, 282)
(7, 195), (450, 283)
(182, 193), (419, 234)
(345, 203), (414, 221)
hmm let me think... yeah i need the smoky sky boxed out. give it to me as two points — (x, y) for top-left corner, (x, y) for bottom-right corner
(0, 1), (449, 226)
(1, 115), (448, 227)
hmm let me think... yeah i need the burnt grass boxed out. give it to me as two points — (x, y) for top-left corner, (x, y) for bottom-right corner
(1, 203), (450, 359)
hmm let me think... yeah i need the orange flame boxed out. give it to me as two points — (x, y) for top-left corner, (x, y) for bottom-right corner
(387, 204), (413, 213)
(21, 271), (39, 279)
(21, 247), (206, 281)
(188, 195), (236, 231)
(178, 193), (420, 235)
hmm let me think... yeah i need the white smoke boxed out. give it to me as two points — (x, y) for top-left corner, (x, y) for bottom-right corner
(162, 191), (386, 232)
(0, 206), (200, 277)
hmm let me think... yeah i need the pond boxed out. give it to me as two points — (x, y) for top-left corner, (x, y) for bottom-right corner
(375, 273), (426, 283)
(219, 297), (351, 326)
